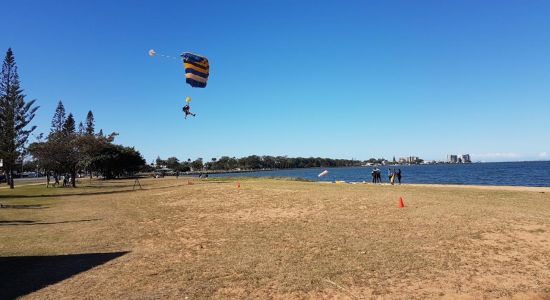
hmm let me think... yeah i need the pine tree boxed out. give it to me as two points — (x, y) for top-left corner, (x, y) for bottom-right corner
(51, 101), (66, 134)
(78, 121), (85, 135)
(0, 48), (39, 188)
(63, 113), (76, 134)
(85, 110), (94, 135)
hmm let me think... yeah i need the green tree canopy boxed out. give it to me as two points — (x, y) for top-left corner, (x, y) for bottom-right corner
(85, 110), (94, 135)
(50, 101), (65, 134)
(0, 48), (38, 188)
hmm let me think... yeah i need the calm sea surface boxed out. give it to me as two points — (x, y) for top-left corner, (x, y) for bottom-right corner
(210, 161), (550, 187)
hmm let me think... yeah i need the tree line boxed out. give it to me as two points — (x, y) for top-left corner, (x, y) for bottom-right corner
(29, 101), (145, 186)
(154, 155), (363, 172)
(153, 156), (425, 173)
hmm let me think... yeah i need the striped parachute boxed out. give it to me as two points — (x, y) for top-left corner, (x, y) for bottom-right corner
(181, 52), (209, 88)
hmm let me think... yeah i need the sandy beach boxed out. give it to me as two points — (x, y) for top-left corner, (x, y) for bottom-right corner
(393, 183), (550, 193)
(1, 178), (549, 299)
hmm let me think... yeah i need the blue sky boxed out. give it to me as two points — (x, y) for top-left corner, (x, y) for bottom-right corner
(3, 0), (550, 162)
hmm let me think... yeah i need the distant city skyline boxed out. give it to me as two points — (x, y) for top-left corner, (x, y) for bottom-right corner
(3, 1), (549, 163)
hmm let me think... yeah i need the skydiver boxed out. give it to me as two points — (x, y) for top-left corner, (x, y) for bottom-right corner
(182, 104), (196, 119)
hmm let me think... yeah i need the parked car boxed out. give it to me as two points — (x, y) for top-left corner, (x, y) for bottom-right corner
(21, 172), (39, 178)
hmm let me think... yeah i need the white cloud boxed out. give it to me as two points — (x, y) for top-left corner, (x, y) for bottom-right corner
(539, 152), (548, 158)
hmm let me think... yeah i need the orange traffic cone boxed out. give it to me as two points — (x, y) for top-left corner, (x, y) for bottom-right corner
(398, 197), (405, 208)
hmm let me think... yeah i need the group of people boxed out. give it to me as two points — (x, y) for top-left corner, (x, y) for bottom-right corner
(46, 172), (75, 187)
(371, 168), (402, 184)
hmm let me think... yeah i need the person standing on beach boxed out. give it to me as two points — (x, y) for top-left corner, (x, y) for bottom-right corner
(371, 169), (376, 183)
(46, 172), (51, 188)
(396, 169), (402, 184)
(374, 167), (381, 183)
(388, 168), (393, 182)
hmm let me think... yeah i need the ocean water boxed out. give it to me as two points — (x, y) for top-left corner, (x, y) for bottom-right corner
(210, 161), (550, 187)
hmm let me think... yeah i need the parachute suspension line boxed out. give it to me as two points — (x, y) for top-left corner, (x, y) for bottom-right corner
(148, 49), (179, 60)
(156, 53), (179, 60)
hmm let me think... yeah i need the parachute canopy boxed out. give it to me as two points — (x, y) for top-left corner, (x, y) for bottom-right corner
(185, 96), (192, 103)
(181, 52), (209, 88)
(148, 49), (156, 57)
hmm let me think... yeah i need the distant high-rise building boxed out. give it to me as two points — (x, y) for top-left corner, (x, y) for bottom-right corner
(447, 155), (458, 163)
(399, 156), (421, 164)
(447, 154), (471, 163)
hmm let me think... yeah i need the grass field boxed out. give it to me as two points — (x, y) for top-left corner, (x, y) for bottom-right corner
(1, 178), (549, 299)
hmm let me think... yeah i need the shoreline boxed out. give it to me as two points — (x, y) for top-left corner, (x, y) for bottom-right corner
(205, 174), (550, 190)
(386, 182), (550, 192)
(314, 181), (550, 192)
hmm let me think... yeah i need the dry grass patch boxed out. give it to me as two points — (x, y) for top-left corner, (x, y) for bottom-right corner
(1, 178), (549, 299)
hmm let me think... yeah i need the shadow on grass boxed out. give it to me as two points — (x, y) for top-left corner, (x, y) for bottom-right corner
(0, 204), (49, 209)
(0, 251), (129, 299)
(0, 183), (189, 200)
(0, 189), (138, 199)
(80, 184), (136, 189)
(0, 218), (101, 226)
